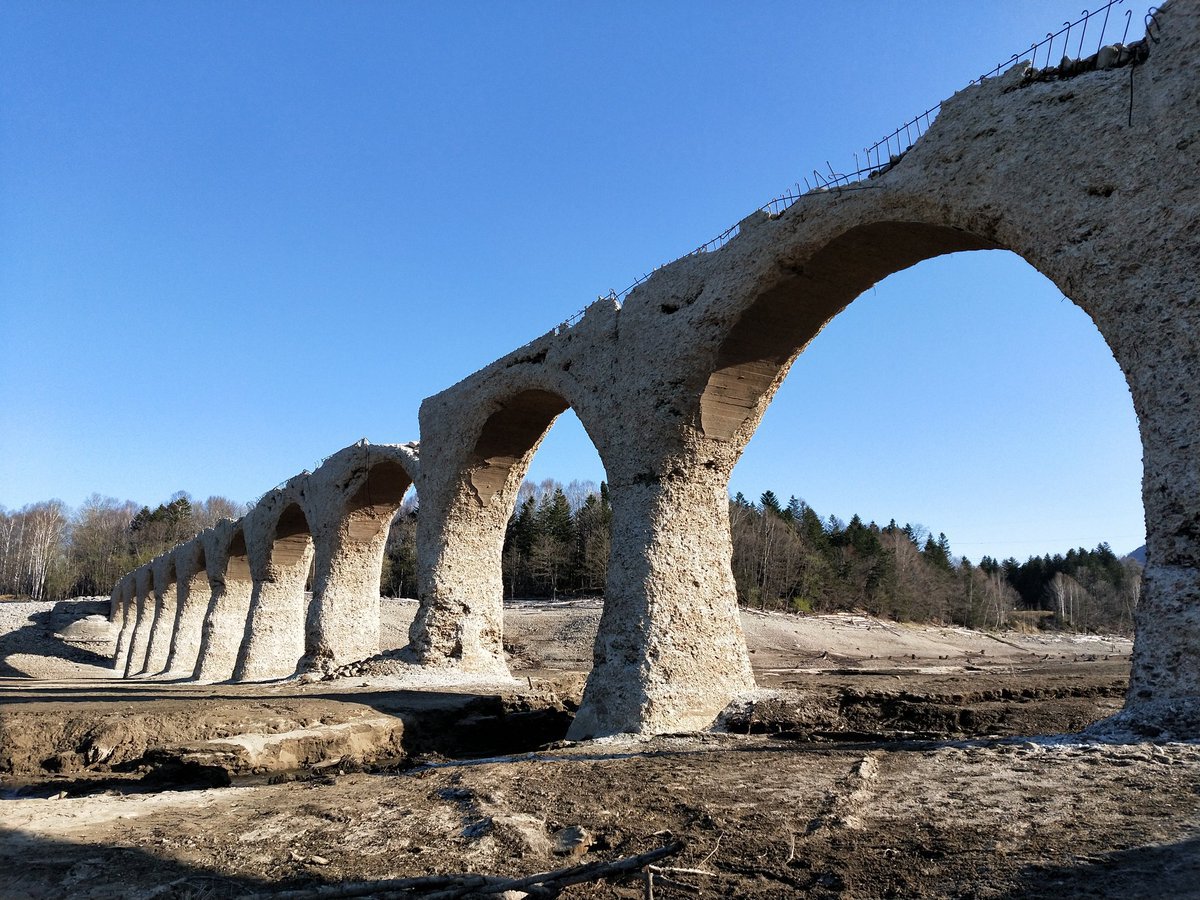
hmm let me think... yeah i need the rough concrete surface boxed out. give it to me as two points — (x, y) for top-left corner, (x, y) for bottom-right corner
(102, 1), (1200, 739)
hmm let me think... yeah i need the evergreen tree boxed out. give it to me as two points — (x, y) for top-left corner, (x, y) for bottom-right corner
(922, 533), (953, 571)
(785, 496), (803, 522)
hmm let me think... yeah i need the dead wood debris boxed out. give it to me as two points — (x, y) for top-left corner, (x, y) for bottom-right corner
(253, 840), (685, 899)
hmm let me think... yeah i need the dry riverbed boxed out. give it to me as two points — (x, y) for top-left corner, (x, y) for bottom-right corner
(1, 598), (1196, 898)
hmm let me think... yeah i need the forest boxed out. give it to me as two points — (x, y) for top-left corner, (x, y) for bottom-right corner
(2, 480), (1142, 634)
(0, 494), (244, 601)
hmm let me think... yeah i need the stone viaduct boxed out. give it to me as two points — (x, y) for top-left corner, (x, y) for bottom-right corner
(111, 1), (1200, 739)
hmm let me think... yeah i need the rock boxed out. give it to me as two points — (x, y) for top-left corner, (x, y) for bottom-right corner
(55, 614), (116, 643)
(552, 825), (591, 856)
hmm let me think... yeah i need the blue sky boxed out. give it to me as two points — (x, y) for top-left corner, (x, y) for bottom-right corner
(0, 2), (1147, 561)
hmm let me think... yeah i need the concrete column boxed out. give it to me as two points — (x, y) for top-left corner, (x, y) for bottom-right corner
(123, 567), (156, 677)
(408, 389), (562, 678)
(110, 579), (133, 675)
(568, 459), (755, 739)
(164, 541), (212, 679)
(235, 502), (315, 682)
(194, 525), (254, 683)
(108, 583), (121, 623)
(1121, 320), (1200, 735)
(141, 558), (178, 676)
(406, 483), (512, 678)
(303, 449), (415, 672)
(305, 528), (386, 671)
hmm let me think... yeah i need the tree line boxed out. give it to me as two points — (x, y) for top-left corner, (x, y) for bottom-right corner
(380, 479), (611, 601)
(5, 481), (1141, 634)
(387, 480), (1140, 633)
(0, 494), (244, 601)
(726, 490), (1140, 633)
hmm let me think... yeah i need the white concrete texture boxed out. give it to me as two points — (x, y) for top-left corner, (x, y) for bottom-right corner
(123, 567), (156, 678)
(234, 485), (315, 682)
(141, 554), (179, 676)
(163, 538), (213, 679)
(301, 443), (419, 674)
(193, 521), (255, 683)
(109, 576), (134, 675)
(108, 3), (1200, 738)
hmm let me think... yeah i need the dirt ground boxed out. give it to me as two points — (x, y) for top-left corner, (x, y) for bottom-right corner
(2, 598), (1197, 899)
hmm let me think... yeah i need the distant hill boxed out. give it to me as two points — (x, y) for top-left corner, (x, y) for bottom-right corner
(1125, 545), (1147, 564)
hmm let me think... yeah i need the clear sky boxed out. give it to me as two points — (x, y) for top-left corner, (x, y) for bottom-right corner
(0, 2), (1147, 561)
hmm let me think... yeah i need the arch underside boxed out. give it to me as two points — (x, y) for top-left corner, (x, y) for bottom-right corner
(226, 530), (251, 582)
(273, 503), (312, 569)
(701, 222), (997, 442)
(468, 389), (569, 505)
(345, 460), (413, 541)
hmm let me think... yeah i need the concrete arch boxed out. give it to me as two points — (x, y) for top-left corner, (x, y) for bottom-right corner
(408, 303), (759, 734)
(409, 372), (608, 678)
(123, 566), (156, 677)
(463, 389), (571, 507)
(97, 3), (1200, 737)
(141, 554), (180, 676)
(570, 5), (1198, 735)
(302, 442), (419, 671)
(163, 536), (211, 678)
(234, 483), (316, 682)
(193, 520), (253, 683)
(110, 575), (135, 674)
(697, 221), (996, 445)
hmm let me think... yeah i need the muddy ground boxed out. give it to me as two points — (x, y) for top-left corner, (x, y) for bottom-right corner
(1, 598), (1197, 898)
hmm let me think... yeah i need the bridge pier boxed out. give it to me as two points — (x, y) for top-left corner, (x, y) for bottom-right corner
(303, 531), (386, 672)
(406, 475), (513, 678)
(235, 499), (314, 682)
(141, 556), (179, 676)
(110, 577), (133, 674)
(569, 459), (755, 739)
(1118, 313), (1200, 735)
(302, 446), (415, 673)
(123, 567), (156, 677)
(193, 524), (254, 683)
(163, 540), (211, 679)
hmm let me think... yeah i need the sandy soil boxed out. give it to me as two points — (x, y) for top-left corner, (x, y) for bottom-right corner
(3, 597), (1195, 899)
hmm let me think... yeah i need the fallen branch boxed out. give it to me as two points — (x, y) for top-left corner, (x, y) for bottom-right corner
(428, 841), (686, 899)
(257, 840), (685, 900)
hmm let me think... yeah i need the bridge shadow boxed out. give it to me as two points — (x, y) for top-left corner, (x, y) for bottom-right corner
(0, 826), (270, 897)
(997, 833), (1200, 898)
(0, 605), (113, 678)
